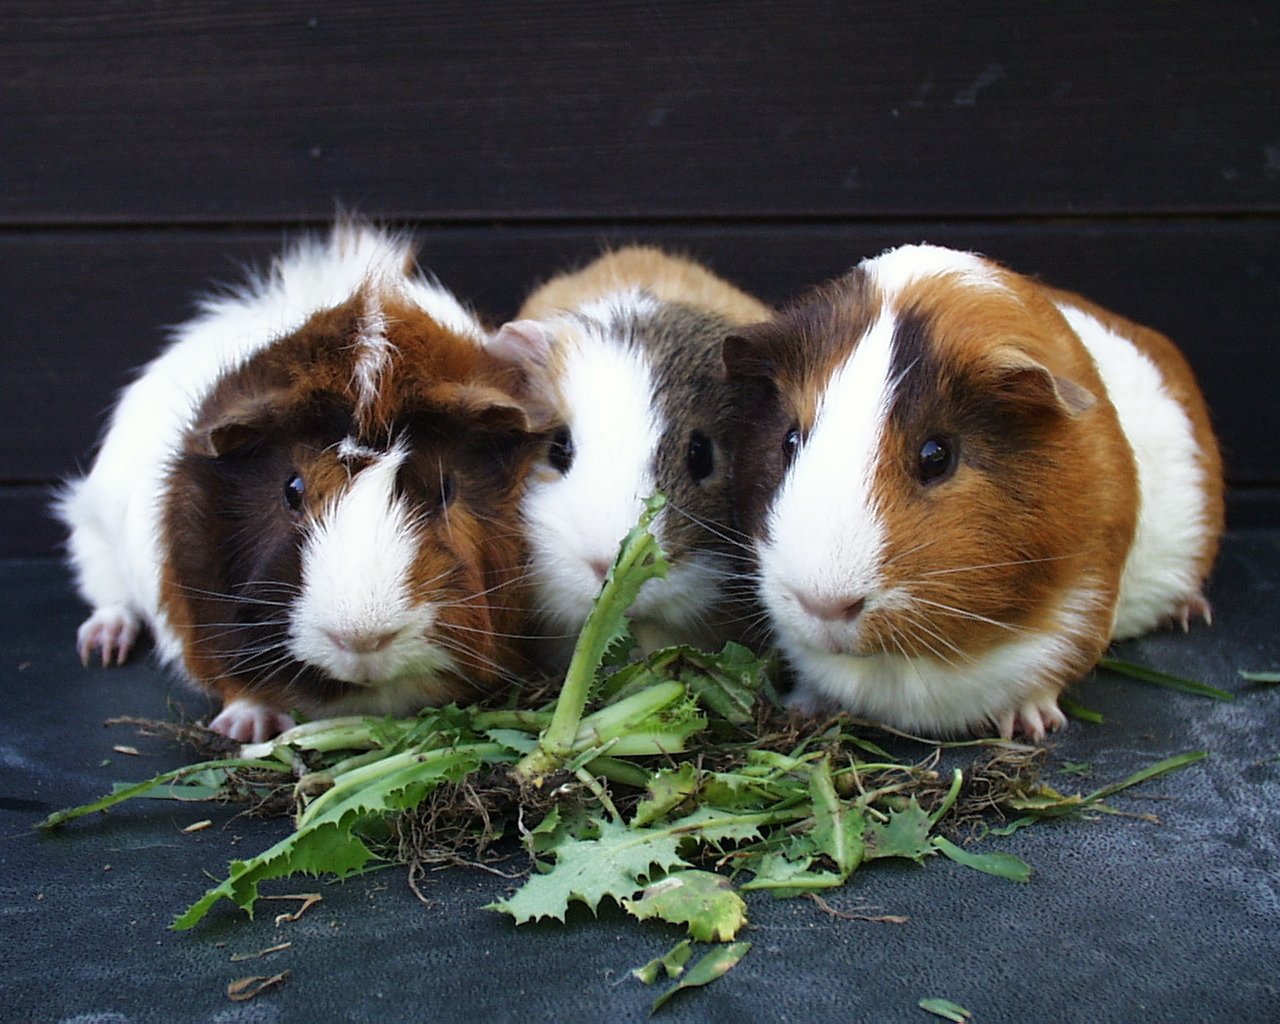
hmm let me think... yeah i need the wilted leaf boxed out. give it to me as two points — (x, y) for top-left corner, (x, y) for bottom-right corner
(932, 837), (1030, 882)
(863, 798), (933, 862)
(227, 971), (290, 1001)
(632, 939), (693, 984)
(632, 763), (700, 827)
(919, 997), (973, 1021)
(623, 870), (748, 942)
(650, 942), (752, 1014)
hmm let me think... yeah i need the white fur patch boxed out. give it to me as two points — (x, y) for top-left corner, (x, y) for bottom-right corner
(1055, 302), (1209, 639)
(351, 295), (394, 426)
(522, 313), (663, 632)
(289, 444), (454, 693)
(865, 243), (1007, 297)
(785, 584), (1105, 734)
(756, 310), (896, 651)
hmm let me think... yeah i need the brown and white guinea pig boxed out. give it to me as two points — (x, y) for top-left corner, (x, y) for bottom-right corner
(484, 246), (771, 665)
(723, 243), (1223, 740)
(56, 223), (546, 742)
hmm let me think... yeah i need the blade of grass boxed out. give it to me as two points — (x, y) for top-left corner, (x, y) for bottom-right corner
(1098, 658), (1233, 701)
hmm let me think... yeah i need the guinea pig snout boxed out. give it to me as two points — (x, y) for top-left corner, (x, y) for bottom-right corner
(795, 592), (867, 623)
(324, 626), (401, 655)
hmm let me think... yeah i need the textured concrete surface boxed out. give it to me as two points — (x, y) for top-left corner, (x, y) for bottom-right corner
(2, 534), (1278, 1023)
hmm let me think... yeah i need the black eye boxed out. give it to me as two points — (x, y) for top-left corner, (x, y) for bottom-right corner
(782, 424), (802, 466)
(918, 437), (956, 483)
(548, 426), (574, 474)
(284, 474), (305, 511)
(439, 473), (455, 507)
(686, 430), (715, 483)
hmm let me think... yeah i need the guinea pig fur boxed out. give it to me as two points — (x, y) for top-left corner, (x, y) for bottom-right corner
(486, 246), (772, 664)
(723, 243), (1223, 740)
(57, 223), (545, 743)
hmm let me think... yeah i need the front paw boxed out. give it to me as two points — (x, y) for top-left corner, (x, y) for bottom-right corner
(77, 606), (140, 667)
(997, 693), (1067, 743)
(209, 697), (296, 744)
(1167, 591), (1213, 632)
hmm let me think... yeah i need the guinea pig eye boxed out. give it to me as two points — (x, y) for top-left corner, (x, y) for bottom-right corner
(782, 423), (802, 466)
(686, 430), (715, 483)
(283, 474), (305, 511)
(438, 472), (455, 507)
(547, 426), (574, 474)
(918, 437), (956, 484)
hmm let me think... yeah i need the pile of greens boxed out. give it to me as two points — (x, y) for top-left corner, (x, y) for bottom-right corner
(39, 494), (1208, 1011)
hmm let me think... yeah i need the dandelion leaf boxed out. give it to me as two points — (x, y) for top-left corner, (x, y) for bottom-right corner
(486, 818), (690, 924)
(622, 870), (748, 942)
(863, 798), (933, 863)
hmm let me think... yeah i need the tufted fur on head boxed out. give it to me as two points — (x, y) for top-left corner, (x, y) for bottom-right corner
(58, 222), (546, 742)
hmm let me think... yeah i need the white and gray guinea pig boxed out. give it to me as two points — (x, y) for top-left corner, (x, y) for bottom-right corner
(486, 246), (771, 665)
(57, 223), (545, 742)
(723, 243), (1223, 740)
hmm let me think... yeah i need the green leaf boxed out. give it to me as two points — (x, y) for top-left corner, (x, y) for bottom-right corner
(1083, 750), (1207, 802)
(622, 869), (748, 942)
(932, 836), (1031, 882)
(632, 764), (701, 827)
(39, 758), (284, 829)
(984, 815), (1038, 837)
(1098, 657), (1234, 701)
(632, 939), (693, 984)
(808, 756), (865, 876)
(863, 798), (933, 863)
(676, 642), (769, 726)
(739, 850), (845, 896)
(650, 943), (752, 1014)
(485, 817), (690, 924)
(919, 997), (973, 1021)
(172, 746), (487, 929)
(1058, 693), (1104, 723)
(1239, 669), (1280, 684)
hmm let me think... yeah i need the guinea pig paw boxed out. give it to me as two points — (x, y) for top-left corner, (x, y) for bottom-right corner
(1168, 591), (1213, 632)
(209, 699), (297, 744)
(76, 606), (139, 667)
(998, 697), (1067, 743)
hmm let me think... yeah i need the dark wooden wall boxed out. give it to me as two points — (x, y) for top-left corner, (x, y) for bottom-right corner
(4, 1), (1278, 557)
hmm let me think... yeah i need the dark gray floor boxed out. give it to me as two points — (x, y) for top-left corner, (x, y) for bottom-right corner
(3, 533), (1279, 1024)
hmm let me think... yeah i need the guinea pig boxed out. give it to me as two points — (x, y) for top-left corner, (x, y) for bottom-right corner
(56, 223), (546, 743)
(723, 243), (1223, 740)
(485, 246), (772, 665)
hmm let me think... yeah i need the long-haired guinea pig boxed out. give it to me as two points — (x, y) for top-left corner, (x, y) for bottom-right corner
(56, 223), (546, 742)
(484, 246), (771, 665)
(723, 243), (1223, 740)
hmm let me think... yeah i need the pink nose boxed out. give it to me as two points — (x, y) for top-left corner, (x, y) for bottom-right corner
(797, 593), (866, 623)
(326, 629), (399, 655)
(588, 559), (612, 583)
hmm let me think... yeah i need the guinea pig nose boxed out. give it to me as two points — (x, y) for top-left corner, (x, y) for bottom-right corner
(325, 628), (399, 655)
(797, 593), (867, 623)
(588, 558), (612, 582)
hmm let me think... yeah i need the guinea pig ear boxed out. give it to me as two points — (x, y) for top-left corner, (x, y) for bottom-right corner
(991, 353), (1097, 417)
(426, 382), (542, 434)
(722, 329), (776, 381)
(186, 392), (285, 457)
(487, 320), (555, 371)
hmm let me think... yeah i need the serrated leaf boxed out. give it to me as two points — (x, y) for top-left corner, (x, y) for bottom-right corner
(863, 798), (933, 863)
(932, 836), (1031, 882)
(623, 870), (748, 942)
(632, 939), (693, 984)
(173, 747), (484, 929)
(739, 850), (845, 896)
(809, 756), (865, 876)
(665, 805), (766, 847)
(650, 942), (752, 1014)
(633, 763), (700, 827)
(486, 818), (691, 924)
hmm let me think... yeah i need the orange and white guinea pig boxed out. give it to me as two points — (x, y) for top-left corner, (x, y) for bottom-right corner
(723, 244), (1223, 740)
(57, 223), (545, 742)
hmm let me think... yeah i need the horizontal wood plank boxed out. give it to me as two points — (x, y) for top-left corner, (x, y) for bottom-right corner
(2, 0), (1277, 223)
(5, 220), (1277, 487)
